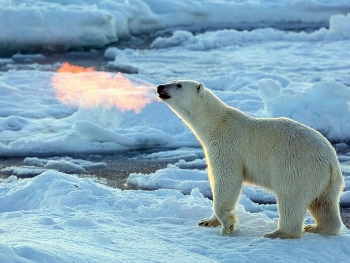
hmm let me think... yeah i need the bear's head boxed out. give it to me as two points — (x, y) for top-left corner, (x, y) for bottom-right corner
(157, 80), (205, 122)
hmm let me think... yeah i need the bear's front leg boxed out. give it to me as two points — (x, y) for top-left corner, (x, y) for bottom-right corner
(212, 179), (241, 236)
(215, 206), (238, 236)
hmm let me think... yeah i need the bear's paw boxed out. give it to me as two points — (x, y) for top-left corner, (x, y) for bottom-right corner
(198, 217), (221, 228)
(263, 229), (301, 239)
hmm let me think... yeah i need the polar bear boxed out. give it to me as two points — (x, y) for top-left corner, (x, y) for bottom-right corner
(157, 80), (344, 239)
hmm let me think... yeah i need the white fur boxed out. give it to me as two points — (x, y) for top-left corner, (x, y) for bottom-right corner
(157, 80), (344, 239)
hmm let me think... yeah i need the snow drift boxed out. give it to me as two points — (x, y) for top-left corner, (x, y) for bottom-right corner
(1, 1), (350, 55)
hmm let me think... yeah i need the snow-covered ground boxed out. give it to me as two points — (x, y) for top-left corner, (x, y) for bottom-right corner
(1, 0), (350, 262)
(1, 172), (350, 263)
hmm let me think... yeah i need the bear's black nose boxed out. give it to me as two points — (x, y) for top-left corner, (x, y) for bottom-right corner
(157, 85), (165, 93)
(157, 84), (171, 99)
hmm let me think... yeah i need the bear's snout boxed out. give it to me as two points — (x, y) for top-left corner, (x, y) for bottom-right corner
(157, 84), (171, 99)
(157, 85), (165, 92)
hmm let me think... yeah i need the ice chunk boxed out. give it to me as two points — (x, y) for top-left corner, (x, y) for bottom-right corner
(44, 160), (85, 174)
(73, 121), (135, 146)
(330, 13), (350, 36)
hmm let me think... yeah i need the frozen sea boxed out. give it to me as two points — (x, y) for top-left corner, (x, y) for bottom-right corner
(1, 0), (350, 262)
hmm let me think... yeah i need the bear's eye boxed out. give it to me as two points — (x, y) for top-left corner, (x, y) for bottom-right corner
(176, 83), (182, 88)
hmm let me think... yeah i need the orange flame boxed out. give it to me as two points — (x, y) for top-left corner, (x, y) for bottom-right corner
(52, 62), (154, 113)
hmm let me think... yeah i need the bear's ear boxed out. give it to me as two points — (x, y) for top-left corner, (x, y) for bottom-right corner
(197, 82), (204, 94)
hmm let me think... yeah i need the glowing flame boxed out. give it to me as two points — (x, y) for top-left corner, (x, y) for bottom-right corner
(52, 62), (154, 113)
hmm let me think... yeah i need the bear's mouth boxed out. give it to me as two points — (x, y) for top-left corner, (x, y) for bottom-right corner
(157, 85), (171, 99)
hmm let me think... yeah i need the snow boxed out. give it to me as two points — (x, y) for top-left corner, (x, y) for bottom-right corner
(150, 26), (350, 50)
(1, 157), (107, 177)
(330, 13), (350, 36)
(258, 80), (350, 142)
(0, 172), (350, 263)
(0, 0), (350, 262)
(0, 5), (117, 55)
(1, 0), (350, 55)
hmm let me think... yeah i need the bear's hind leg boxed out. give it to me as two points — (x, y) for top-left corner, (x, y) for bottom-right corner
(305, 197), (342, 236)
(264, 195), (307, 239)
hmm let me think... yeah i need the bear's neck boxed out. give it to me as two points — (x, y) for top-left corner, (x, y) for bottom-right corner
(185, 88), (250, 149)
(188, 90), (229, 143)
